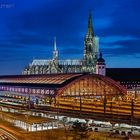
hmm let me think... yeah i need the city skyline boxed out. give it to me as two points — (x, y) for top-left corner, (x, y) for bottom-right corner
(0, 0), (140, 75)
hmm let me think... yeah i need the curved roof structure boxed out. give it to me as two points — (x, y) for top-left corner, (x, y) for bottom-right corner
(0, 73), (127, 96)
(57, 74), (127, 97)
(0, 73), (82, 85)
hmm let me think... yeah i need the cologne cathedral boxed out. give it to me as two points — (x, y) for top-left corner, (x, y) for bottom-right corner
(22, 13), (106, 75)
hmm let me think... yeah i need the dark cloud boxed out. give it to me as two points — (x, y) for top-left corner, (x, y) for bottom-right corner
(0, 0), (139, 74)
(100, 39), (140, 56)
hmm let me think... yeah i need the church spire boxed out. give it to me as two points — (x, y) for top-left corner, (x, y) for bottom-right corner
(87, 11), (94, 36)
(83, 11), (98, 73)
(54, 36), (57, 51)
(97, 51), (105, 63)
(53, 37), (58, 60)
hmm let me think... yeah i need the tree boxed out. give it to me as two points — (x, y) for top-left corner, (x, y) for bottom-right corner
(72, 120), (90, 140)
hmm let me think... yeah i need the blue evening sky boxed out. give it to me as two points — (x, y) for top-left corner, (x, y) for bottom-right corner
(0, 0), (140, 75)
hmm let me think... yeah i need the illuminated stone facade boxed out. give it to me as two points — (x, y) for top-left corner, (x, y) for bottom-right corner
(22, 13), (105, 75)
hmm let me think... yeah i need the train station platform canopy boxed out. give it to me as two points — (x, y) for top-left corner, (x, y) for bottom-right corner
(0, 111), (56, 125)
(0, 73), (127, 97)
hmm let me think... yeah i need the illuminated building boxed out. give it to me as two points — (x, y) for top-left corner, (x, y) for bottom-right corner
(22, 13), (104, 75)
(106, 68), (140, 97)
(1, 73), (140, 125)
(0, 73), (127, 114)
(20, 12), (140, 97)
(96, 52), (106, 75)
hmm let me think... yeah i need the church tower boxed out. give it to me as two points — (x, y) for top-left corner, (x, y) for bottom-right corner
(47, 37), (61, 74)
(96, 52), (106, 76)
(83, 12), (99, 73)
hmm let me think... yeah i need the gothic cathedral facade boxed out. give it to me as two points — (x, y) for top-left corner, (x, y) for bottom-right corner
(22, 13), (106, 75)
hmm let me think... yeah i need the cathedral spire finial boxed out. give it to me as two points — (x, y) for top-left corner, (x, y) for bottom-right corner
(53, 37), (58, 61)
(87, 11), (94, 36)
(54, 36), (57, 51)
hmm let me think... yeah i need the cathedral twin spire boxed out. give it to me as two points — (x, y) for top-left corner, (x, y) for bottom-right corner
(83, 12), (99, 73)
(52, 12), (98, 73)
(23, 11), (103, 75)
(53, 11), (95, 64)
(87, 12), (94, 37)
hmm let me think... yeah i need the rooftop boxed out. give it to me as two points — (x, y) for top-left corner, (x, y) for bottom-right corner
(106, 68), (140, 81)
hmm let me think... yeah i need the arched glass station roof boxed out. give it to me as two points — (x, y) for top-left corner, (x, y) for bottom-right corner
(0, 73), (126, 97)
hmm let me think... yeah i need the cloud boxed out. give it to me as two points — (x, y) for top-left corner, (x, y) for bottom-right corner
(100, 44), (123, 49)
(106, 54), (140, 68)
(100, 36), (140, 57)
(0, 0), (139, 74)
(100, 36), (139, 44)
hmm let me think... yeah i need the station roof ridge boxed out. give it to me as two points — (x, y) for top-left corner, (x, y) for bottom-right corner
(0, 73), (127, 95)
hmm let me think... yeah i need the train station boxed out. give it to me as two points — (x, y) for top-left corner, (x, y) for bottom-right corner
(0, 73), (140, 125)
(0, 11), (139, 139)
(0, 73), (126, 107)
